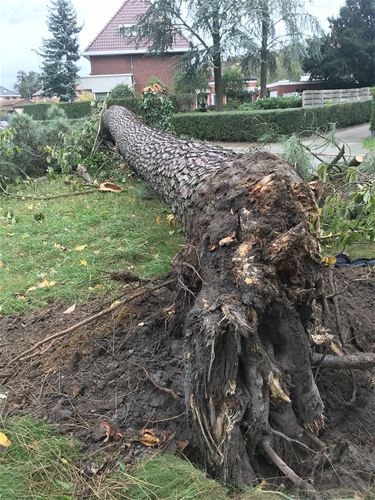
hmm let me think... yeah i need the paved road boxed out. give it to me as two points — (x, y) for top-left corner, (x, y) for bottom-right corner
(212, 123), (371, 160)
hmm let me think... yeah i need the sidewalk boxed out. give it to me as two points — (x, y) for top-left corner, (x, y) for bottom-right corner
(212, 123), (371, 159)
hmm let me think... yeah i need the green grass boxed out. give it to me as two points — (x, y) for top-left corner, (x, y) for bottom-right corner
(362, 136), (375, 150)
(0, 415), (294, 499)
(0, 177), (185, 315)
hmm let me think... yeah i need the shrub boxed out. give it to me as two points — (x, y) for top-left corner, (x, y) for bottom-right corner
(172, 100), (372, 141)
(109, 83), (135, 99)
(222, 67), (245, 100)
(170, 93), (196, 113)
(78, 91), (95, 102)
(240, 96), (302, 111)
(142, 82), (174, 132)
(371, 87), (375, 134)
(24, 101), (92, 120)
(107, 97), (143, 116)
(0, 112), (71, 185)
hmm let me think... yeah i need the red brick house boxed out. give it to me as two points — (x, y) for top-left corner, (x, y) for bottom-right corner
(80, 0), (189, 97)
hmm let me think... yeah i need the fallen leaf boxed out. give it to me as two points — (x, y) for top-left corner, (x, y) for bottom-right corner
(210, 243), (218, 252)
(156, 216), (161, 224)
(109, 300), (121, 310)
(100, 420), (124, 443)
(138, 429), (160, 447)
(176, 440), (189, 453)
(0, 432), (11, 448)
(38, 279), (56, 288)
(166, 214), (177, 226)
(0, 261), (5, 268)
(321, 255), (336, 266)
(80, 259), (88, 267)
(54, 243), (67, 251)
(63, 304), (76, 315)
(75, 244), (87, 252)
(98, 182), (123, 193)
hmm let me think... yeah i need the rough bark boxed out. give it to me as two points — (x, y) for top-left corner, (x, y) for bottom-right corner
(260, 0), (270, 99)
(102, 106), (328, 488)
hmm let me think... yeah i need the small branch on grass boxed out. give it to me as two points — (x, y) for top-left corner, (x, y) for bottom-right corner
(312, 352), (375, 370)
(5, 279), (175, 367)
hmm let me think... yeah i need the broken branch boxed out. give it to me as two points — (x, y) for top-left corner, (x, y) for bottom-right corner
(312, 352), (375, 369)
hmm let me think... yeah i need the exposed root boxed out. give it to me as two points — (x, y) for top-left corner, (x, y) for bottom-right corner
(312, 352), (375, 369)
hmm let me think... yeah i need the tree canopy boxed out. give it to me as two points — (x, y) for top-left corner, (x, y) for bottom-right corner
(303, 0), (375, 88)
(119, 0), (245, 110)
(40, 0), (81, 101)
(14, 71), (42, 99)
(241, 0), (321, 97)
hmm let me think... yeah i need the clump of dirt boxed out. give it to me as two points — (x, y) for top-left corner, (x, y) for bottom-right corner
(0, 267), (374, 492)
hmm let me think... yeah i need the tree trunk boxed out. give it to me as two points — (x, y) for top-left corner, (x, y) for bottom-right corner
(102, 106), (326, 488)
(212, 7), (224, 111)
(260, 0), (270, 98)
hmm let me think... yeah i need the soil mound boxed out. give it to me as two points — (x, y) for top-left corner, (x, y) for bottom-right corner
(1, 267), (374, 492)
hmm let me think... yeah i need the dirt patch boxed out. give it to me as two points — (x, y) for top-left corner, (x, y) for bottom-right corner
(1, 267), (374, 491)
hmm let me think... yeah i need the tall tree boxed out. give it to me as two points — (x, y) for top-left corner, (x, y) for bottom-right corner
(303, 0), (375, 88)
(40, 0), (81, 101)
(14, 71), (42, 99)
(241, 0), (321, 97)
(102, 104), (375, 488)
(120, 0), (244, 111)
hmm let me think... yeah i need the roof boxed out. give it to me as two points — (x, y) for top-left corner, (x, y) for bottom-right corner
(0, 85), (21, 97)
(83, 0), (189, 55)
(267, 79), (322, 89)
(0, 98), (32, 110)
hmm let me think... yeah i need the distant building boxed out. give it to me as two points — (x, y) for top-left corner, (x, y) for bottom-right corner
(265, 76), (323, 98)
(80, 0), (190, 97)
(206, 79), (257, 107)
(0, 85), (21, 101)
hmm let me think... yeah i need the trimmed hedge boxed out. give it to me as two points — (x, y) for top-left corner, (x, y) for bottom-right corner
(23, 97), (142, 120)
(240, 96), (302, 111)
(371, 87), (375, 134)
(24, 101), (92, 120)
(172, 100), (372, 141)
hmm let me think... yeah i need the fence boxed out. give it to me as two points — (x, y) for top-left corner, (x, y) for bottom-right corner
(302, 87), (371, 107)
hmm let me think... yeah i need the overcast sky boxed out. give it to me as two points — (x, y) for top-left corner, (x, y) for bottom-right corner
(0, 0), (344, 91)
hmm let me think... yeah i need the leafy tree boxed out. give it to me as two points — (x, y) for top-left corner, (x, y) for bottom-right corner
(174, 62), (209, 95)
(303, 0), (375, 88)
(14, 71), (42, 99)
(40, 0), (81, 101)
(222, 67), (245, 100)
(120, 0), (245, 110)
(241, 0), (321, 97)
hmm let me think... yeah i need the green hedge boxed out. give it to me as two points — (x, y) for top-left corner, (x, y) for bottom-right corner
(371, 87), (375, 134)
(23, 97), (142, 120)
(24, 101), (92, 120)
(172, 100), (372, 141)
(240, 96), (302, 111)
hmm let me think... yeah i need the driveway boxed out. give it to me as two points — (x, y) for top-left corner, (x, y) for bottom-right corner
(211, 123), (371, 160)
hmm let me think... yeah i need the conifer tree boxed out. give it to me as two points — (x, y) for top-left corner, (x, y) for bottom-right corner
(40, 0), (81, 101)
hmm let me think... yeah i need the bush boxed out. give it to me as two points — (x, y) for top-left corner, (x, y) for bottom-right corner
(0, 112), (71, 185)
(172, 100), (372, 141)
(371, 87), (375, 134)
(107, 97), (143, 116)
(24, 101), (93, 120)
(109, 83), (135, 99)
(241, 96), (302, 111)
(23, 98), (143, 120)
(170, 93), (196, 113)
(142, 82), (174, 132)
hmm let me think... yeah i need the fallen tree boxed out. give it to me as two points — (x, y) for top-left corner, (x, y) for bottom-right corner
(102, 106), (373, 491)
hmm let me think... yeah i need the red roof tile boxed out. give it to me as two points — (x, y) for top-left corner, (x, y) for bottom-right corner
(84, 0), (189, 53)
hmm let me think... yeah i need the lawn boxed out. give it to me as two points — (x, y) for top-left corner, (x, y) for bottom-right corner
(0, 176), (184, 316)
(362, 135), (375, 150)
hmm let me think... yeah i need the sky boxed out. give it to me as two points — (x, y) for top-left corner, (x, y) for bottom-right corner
(0, 0), (345, 91)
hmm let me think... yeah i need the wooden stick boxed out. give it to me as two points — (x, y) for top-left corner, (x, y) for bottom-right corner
(312, 352), (375, 369)
(5, 279), (174, 367)
(259, 437), (315, 494)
